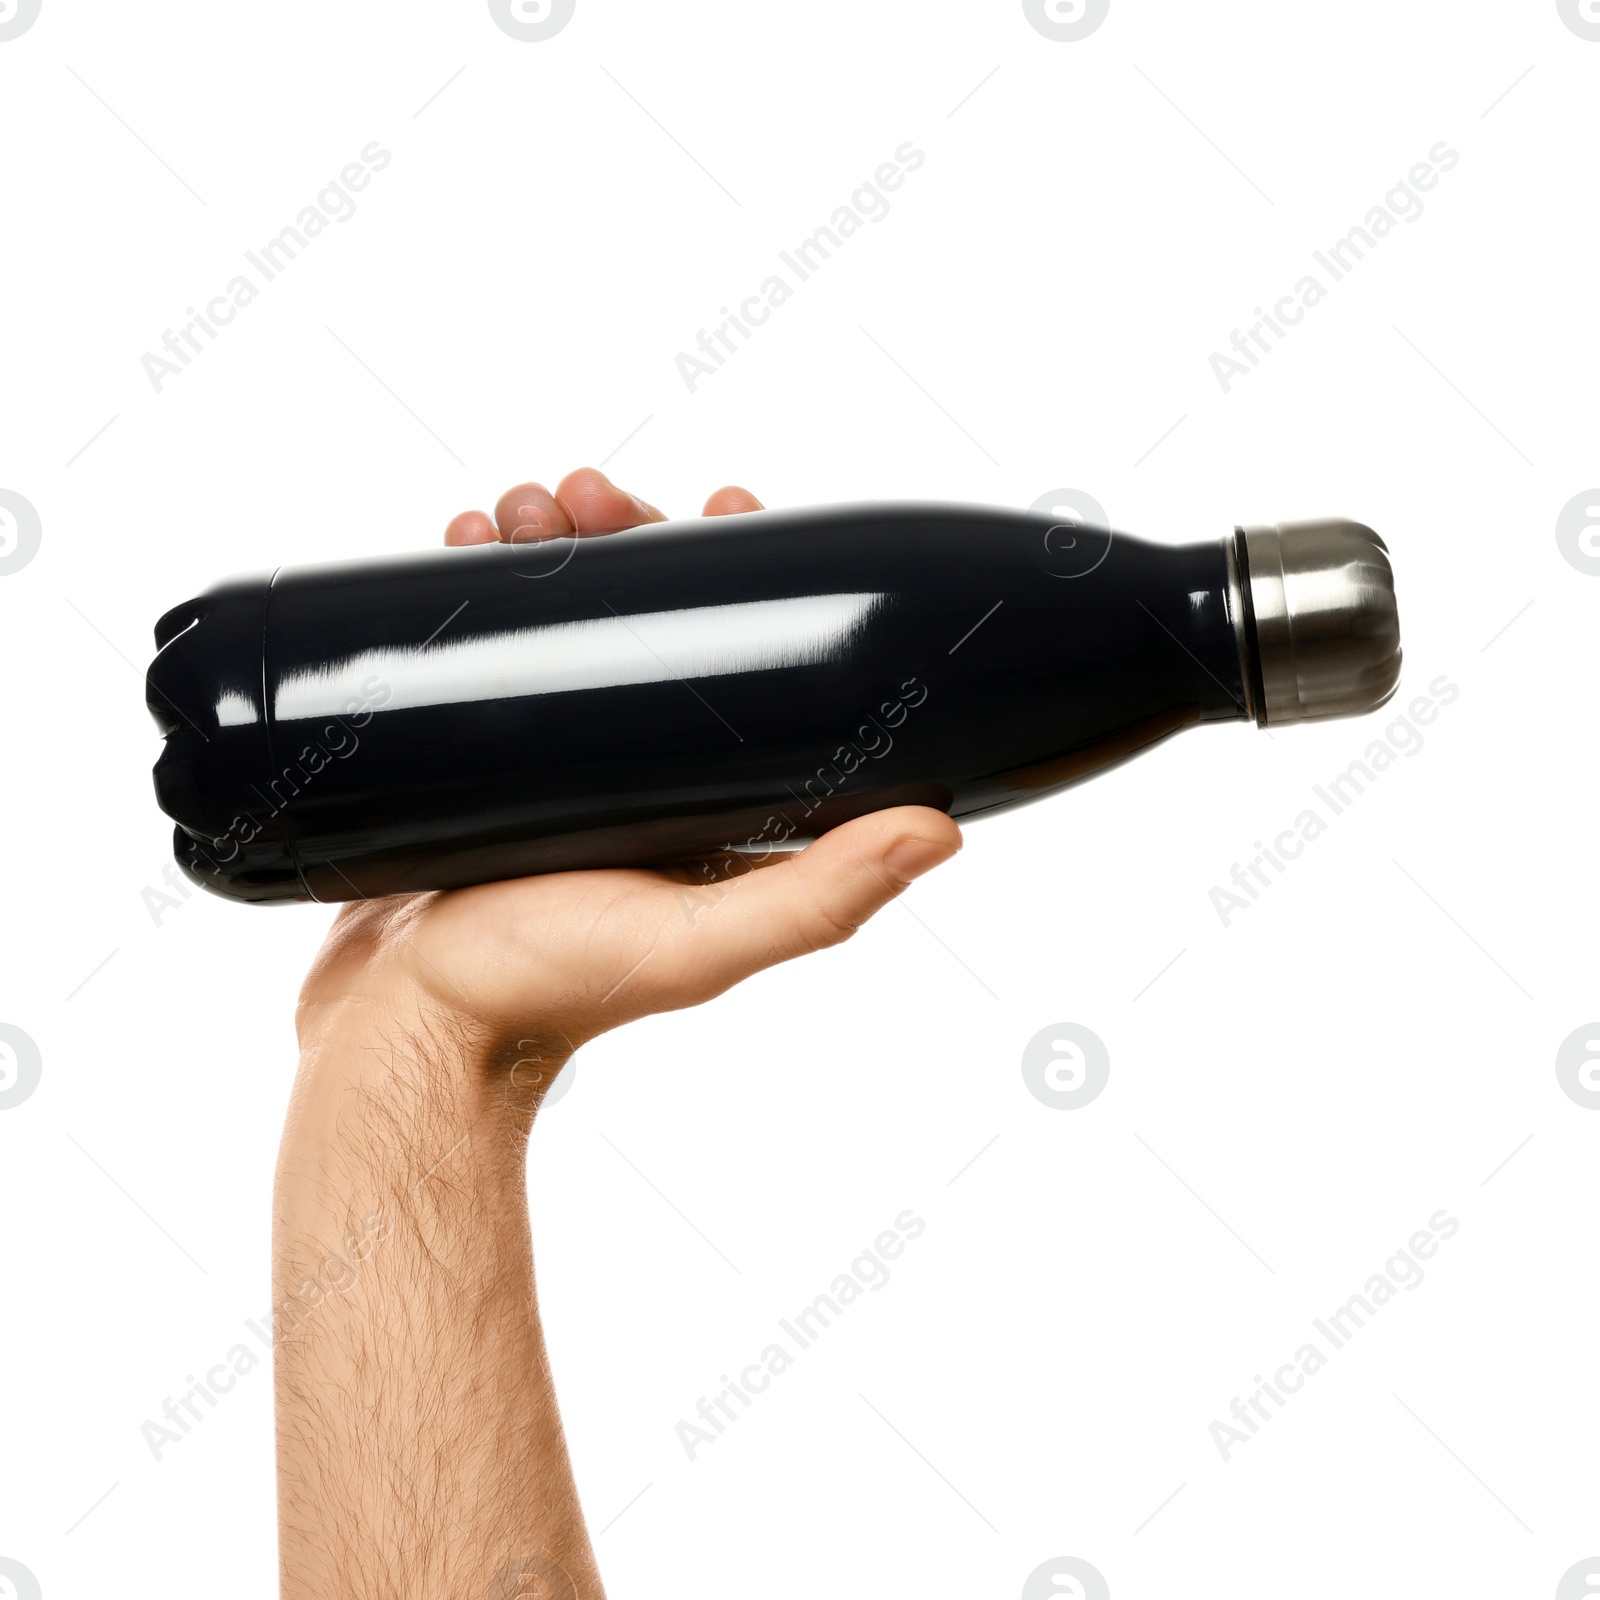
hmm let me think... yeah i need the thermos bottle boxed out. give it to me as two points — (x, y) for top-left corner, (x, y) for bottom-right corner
(145, 504), (1401, 904)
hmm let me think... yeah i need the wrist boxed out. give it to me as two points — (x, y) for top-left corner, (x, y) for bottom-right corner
(299, 969), (570, 1102)
(285, 997), (561, 1215)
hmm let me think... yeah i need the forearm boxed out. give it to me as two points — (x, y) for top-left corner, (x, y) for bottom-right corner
(273, 995), (599, 1599)
(264, 472), (959, 1594)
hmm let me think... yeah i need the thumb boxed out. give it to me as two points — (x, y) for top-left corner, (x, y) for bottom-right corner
(669, 805), (962, 997)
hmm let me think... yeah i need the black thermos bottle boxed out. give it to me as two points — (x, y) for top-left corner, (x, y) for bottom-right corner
(145, 504), (1401, 904)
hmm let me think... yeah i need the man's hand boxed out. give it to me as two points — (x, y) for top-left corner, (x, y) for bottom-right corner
(274, 469), (961, 1599)
(299, 466), (961, 1074)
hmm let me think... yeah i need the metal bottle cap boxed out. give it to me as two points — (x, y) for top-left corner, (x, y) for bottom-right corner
(1232, 519), (1401, 727)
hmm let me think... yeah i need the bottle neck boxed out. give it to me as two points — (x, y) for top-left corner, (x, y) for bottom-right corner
(1110, 533), (1255, 727)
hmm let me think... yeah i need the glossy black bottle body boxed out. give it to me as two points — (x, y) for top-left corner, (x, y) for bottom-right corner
(146, 503), (1251, 903)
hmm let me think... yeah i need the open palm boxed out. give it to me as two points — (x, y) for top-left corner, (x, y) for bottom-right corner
(296, 469), (962, 1076)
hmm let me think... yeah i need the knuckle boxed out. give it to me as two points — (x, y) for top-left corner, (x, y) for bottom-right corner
(796, 893), (862, 953)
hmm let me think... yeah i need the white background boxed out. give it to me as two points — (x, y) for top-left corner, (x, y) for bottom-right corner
(1, 2), (1597, 1597)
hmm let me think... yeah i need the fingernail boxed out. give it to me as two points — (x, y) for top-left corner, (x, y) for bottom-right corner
(883, 837), (956, 881)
